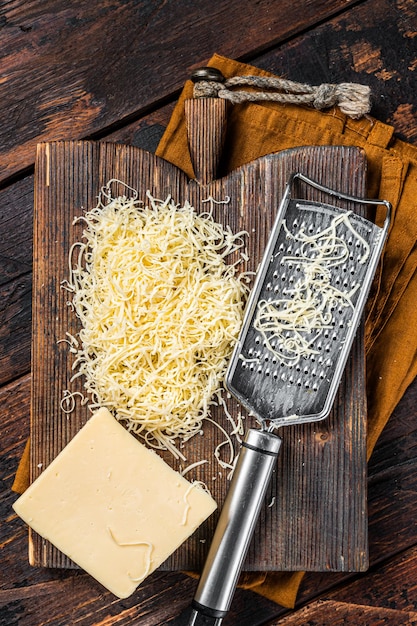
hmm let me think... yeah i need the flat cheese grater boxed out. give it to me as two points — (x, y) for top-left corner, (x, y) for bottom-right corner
(189, 172), (391, 625)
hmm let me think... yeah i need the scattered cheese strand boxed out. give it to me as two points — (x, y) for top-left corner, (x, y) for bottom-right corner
(107, 527), (153, 583)
(254, 212), (370, 366)
(64, 183), (249, 454)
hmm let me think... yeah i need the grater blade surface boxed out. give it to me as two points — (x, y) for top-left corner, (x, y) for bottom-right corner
(226, 174), (390, 428)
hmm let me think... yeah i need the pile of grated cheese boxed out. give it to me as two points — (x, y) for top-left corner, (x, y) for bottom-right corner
(64, 182), (249, 456)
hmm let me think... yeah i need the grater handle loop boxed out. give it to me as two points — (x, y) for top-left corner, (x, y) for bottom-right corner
(292, 171), (392, 229)
(189, 428), (282, 623)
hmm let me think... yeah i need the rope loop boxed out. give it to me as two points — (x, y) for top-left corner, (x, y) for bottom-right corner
(192, 71), (371, 119)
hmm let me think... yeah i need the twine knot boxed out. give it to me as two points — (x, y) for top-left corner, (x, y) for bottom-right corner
(192, 71), (371, 119)
(193, 80), (223, 98)
(313, 83), (339, 110)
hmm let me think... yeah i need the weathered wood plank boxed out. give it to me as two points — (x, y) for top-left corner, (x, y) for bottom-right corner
(252, 0), (417, 142)
(0, 0), (369, 183)
(272, 543), (417, 623)
(0, 177), (33, 287)
(325, 546), (417, 612)
(297, 376), (417, 603)
(269, 599), (417, 625)
(0, 272), (32, 386)
(286, 546), (417, 625)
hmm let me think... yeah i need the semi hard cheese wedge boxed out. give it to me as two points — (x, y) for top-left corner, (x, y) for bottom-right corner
(13, 407), (217, 598)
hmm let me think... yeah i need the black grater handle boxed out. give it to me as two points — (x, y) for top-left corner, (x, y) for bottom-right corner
(188, 429), (282, 624)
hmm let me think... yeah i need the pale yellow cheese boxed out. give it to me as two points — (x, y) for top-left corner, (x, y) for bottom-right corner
(63, 190), (249, 453)
(12, 407), (217, 598)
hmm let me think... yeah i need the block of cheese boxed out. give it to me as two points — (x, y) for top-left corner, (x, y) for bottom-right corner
(13, 407), (217, 598)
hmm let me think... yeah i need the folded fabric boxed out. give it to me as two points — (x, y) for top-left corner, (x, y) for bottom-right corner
(14, 53), (417, 610)
(12, 438), (30, 495)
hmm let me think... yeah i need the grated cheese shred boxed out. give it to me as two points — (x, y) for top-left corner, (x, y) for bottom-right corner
(253, 212), (370, 366)
(62, 182), (249, 456)
(107, 527), (153, 582)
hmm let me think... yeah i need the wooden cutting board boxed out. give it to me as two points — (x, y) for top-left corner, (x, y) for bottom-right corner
(30, 96), (368, 573)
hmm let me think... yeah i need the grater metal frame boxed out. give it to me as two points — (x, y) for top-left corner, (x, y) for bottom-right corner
(226, 171), (392, 429)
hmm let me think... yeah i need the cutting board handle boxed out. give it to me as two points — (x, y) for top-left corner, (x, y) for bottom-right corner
(185, 68), (228, 185)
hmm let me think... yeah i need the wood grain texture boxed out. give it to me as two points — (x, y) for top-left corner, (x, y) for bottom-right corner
(185, 97), (228, 184)
(253, 0), (417, 142)
(31, 139), (368, 573)
(270, 599), (417, 625)
(287, 547), (417, 626)
(0, 0), (363, 183)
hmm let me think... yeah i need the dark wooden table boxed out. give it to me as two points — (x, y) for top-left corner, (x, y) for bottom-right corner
(2, 1), (417, 624)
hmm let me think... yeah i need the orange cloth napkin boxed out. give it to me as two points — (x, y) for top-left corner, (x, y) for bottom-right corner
(13, 53), (417, 609)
